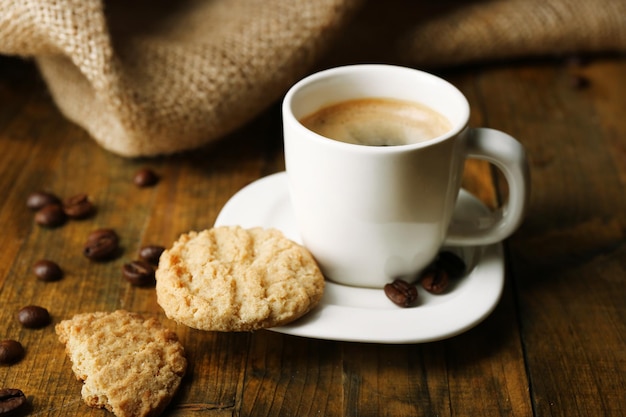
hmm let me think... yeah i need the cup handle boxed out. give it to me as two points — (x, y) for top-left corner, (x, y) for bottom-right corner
(444, 128), (530, 246)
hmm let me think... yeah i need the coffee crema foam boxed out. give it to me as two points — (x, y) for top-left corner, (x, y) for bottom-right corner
(299, 97), (452, 146)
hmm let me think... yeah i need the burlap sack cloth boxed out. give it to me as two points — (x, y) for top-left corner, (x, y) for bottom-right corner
(1, 0), (625, 157)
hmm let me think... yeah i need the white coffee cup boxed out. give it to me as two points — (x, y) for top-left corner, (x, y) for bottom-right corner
(282, 64), (529, 288)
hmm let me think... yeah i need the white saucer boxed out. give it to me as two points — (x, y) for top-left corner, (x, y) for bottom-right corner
(215, 172), (504, 344)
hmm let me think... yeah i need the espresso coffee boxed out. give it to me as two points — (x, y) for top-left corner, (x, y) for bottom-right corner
(299, 97), (451, 146)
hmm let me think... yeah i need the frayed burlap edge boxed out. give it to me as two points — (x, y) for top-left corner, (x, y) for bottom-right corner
(401, 0), (626, 67)
(0, 0), (362, 157)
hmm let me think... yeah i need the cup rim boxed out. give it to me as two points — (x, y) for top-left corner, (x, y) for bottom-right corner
(283, 64), (470, 153)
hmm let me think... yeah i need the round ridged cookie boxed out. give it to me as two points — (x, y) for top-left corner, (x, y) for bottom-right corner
(155, 226), (325, 331)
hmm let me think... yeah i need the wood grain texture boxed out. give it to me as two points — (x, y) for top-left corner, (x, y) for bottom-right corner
(1, 52), (624, 417)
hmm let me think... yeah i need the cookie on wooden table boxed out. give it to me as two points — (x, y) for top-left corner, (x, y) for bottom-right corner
(155, 226), (325, 332)
(56, 310), (187, 417)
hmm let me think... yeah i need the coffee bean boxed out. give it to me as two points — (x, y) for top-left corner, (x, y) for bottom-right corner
(32, 259), (63, 281)
(63, 193), (96, 219)
(436, 251), (466, 278)
(0, 388), (27, 415)
(384, 279), (418, 307)
(26, 191), (61, 211)
(34, 204), (66, 227)
(0, 340), (24, 365)
(138, 245), (165, 265)
(133, 168), (159, 187)
(17, 305), (51, 329)
(569, 74), (590, 90)
(83, 228), (120, 261)
(420, 267), (449, 294)
(86, 228), (117, 243)
(122, 260), (156, 286)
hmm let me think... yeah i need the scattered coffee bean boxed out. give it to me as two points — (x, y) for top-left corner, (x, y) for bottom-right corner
(417, 251), (465, 294)
(17, 305), (51, 329)
(384, 279), (418, 307)
(63, 193), (96, 219)
(436, 251), (466, 278)
(26, 191), (61, 211)
(122, 260), (156, 286)
(32, 259), (63, 281)
(420, 267), (449, 294)
(133, 168), (159, 187)
(86, 228), (116, 243)
(83, 228), (120, 261)
(0, 340), (24, 365)
(0, 388), (27, 415)
(34, 204), (66, 227)
(138, 245), (165, 265)
(569, 74), (590, 90)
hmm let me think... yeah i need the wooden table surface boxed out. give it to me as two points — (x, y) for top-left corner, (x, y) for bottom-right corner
(1, 51), (625, 417)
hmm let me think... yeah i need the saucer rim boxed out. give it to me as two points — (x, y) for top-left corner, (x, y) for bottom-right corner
(214, 171), (504, 344)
